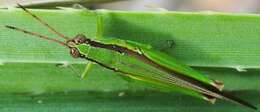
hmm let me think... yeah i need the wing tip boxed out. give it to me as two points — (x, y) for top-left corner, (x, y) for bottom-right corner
(203, 92), (257, 110)
(221, 91), (257, 110)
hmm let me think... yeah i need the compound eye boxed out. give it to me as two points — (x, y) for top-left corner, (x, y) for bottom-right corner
(74, 34), (87, 44)
(70, 48), (80, 58)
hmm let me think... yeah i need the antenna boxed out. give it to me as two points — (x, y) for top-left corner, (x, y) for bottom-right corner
(17, 3), (70, 40)
(5, 25), (67, 47)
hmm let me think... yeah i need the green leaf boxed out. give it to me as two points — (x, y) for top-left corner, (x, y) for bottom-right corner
(0, 0), (123, 8)
(0, 91), (258, 112)
(101, 11), (260, 69)
(0, 9), (259, 111)
(2, 9), (260, 68)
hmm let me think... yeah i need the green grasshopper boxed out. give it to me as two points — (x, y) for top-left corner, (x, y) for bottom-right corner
(5, 4), (257, 110)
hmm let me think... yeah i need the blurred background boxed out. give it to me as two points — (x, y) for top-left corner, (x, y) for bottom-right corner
(1, 0), (260, 13)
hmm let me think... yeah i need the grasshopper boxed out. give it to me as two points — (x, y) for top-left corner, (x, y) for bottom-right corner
(5, 4), (257, 110)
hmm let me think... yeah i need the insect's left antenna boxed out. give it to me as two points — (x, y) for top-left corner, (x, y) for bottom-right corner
(5, 25), (67, 47)
(17, 3), (70, 40)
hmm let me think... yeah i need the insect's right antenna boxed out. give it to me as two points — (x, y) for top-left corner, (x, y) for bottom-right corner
(5, 25), (67, 47)
(17, 3), (70, 40)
